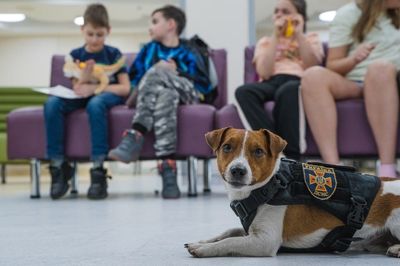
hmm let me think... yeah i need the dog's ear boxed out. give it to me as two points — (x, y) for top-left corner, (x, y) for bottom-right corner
(261, 129), (287, 156)
(205, 127), (231, 152)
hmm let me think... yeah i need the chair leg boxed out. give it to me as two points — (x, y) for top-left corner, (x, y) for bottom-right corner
(70, 161), (78, 194)
(203, 159), (211, 194)
(1, 164), (5, 184)
(133, 161), (142, 175)
(187, 156), (198, 197)
(30, 159), (41, 199)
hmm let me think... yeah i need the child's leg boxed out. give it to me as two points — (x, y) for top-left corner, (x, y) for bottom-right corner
(132, 67), (168, 133)
(153, 90), (180, 198)
(108, 67), (172, 163)
(153, 89), (180, 157)
(301, 66), (362, 164)
(44, 96), (87, 199)
(44, 96), (87, 162)
(86, 92), (124, 200)
(152, 68), (195, 199)
(364, 61), (398, 177)
(108, 67), (197, 163)
(151, 66), (195, 156)
(273, 78), (301, 159)
(235, 80), (279, 131)
(86, 92), (124, 166)
(132, 65), (198, 132)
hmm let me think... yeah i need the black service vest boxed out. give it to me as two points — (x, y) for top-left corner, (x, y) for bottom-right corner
(230, 159), (381, 253)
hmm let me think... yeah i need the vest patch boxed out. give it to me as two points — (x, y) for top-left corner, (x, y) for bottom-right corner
(302, 163), (337, 200)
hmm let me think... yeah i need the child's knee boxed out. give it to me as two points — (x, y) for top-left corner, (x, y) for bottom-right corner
(366, 60), (396, 79)
(158, 90), (179, 107)
(275, 84), (299, 102)
(235, 84), (253, 101)
(301, 66), (328, 94)
(146, 65), (172, 79)
(86, 97), (106, 114)
(44, 97), (63, 114)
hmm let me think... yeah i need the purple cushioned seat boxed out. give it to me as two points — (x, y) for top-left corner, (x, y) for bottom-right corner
(7, 49), (227, 197)
(216, 45), (396, 158)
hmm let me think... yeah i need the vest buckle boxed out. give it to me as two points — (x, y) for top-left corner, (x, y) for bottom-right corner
(230, 201), (249, 220)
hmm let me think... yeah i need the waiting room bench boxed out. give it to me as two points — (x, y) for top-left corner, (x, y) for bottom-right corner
(7, 49), (227, 198)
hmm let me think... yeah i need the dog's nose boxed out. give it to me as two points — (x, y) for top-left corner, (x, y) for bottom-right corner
(230, 166), (247, 179)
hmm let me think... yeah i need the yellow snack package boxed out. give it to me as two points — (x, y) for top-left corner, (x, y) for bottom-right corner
(285, 19), (294, 37)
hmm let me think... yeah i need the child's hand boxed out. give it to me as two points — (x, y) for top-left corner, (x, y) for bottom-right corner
(352, 43), (376, 64)
(273, 17), (286, 37)
(167, 59), (177, 70)
(73, 83), (95, 97)
(156, 59), (177, 71)
(80, 59), (95, 83)
(291, 14), (304, 38)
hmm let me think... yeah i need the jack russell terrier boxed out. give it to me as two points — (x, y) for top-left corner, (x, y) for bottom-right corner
(185, 127), (400, 258)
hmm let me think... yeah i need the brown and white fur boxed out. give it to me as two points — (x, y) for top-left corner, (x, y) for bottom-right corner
(185, 127), (400, 258)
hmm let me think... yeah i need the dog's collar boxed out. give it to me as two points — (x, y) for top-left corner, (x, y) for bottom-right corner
(230, 170), (288, 233)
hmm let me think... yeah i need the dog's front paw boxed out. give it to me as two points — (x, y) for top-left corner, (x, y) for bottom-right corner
(387, 244), (400, 258)
(184, 242), (213, 258)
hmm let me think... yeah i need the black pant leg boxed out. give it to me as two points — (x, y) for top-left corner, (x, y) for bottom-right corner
(273, 79), (301, 158)
(235, 81), (277, 131)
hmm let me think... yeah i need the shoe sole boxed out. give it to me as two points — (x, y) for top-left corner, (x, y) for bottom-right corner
(108, 152), (139, 164)
(87, 193), (108, 200)
(50, 184), (70, 199)
(162, 191), (181, 199)
(162, 195), (181, 199)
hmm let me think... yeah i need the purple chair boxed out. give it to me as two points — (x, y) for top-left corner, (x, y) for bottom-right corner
(7, 50), (227, 198)
(216, 45), (400, 158)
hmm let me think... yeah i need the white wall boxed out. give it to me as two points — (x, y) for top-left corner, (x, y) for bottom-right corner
(184, 0), (251, 104)
(0, 33), (149, 87)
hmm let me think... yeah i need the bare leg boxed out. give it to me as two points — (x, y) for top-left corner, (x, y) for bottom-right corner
(364, 61), (398, 166)
(301, 66), (362, 164)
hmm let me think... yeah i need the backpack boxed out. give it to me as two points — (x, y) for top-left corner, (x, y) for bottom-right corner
(185, 35), (219, 104)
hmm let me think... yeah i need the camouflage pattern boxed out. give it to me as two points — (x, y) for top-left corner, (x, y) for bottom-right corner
(132, 65), (198, 156)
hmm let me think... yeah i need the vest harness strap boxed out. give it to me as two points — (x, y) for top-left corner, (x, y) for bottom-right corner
(230, 159), (381, 253)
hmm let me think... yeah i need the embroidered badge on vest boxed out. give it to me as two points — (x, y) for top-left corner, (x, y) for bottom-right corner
(302, 163), (337, 200)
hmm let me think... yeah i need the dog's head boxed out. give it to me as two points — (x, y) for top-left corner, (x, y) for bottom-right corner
(206, 127), (287, 190)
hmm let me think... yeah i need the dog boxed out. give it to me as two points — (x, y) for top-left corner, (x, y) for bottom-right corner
(185, 127), (400, 258)
(63, 55), (126, 95)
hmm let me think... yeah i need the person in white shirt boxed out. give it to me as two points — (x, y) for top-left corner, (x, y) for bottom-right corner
(300, 0), (400, 177)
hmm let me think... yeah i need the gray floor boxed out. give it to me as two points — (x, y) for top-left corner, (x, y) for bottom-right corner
(0, 162), (399, 266)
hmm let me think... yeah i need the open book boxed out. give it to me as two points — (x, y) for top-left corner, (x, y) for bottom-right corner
(32, 85), (84, 99)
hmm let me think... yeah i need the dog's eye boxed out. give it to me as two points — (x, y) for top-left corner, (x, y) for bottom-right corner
(254, 148), (265, 158)
(222, 144), (232, 153)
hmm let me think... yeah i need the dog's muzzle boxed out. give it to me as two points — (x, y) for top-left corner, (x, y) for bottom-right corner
(227, 165), (248, 187)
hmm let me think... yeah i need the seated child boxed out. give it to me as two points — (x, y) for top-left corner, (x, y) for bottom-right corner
(108, 5), (211, 199)
(44, 3), (130, 200)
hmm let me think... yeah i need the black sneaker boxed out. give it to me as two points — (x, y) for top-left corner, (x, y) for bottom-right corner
(108, 130), (144, 163)
(87, 167), (111, 200)
(49, 161), (74, 199)
(158, 160), (180, 199)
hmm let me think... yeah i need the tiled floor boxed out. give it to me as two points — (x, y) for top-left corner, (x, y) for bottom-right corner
(0, 162), (398, 266)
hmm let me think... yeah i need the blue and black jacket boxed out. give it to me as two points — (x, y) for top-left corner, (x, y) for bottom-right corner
(129, 40), (211, 95)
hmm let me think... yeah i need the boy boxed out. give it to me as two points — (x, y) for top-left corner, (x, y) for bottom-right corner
(108, 5), (211, 199)
(44, 3), (130, 200)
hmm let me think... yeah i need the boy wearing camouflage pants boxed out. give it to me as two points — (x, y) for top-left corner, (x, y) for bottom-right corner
(108, 5), (210, 198)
